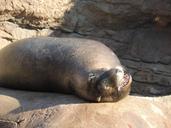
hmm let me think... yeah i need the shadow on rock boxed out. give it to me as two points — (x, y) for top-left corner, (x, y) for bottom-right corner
(0, 87), (85, 115)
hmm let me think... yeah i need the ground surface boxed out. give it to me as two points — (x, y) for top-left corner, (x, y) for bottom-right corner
(0, 87), (171, 128)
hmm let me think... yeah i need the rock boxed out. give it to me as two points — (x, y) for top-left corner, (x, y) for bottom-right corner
(128, 27), (171, 64)
(0, 22), (54, 44)
(0, 38), (11, 49)
(120, 27), (171, 95)
(0, 120), (17, 128)
(0, 87), (171, 128)
(0, 0), (171, 30)
(0, 0), (74, 28)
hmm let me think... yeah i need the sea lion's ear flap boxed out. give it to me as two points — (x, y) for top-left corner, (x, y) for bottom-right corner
(88, 72), (97, 85)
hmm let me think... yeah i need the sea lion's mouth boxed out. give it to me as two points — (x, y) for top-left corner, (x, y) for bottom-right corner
(118, 72), (130, 90)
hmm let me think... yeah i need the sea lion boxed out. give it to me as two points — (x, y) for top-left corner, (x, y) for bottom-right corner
(0, 37), (132, 102)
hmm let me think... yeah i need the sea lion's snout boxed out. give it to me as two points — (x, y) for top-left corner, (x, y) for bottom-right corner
(95, 69), (118, 97)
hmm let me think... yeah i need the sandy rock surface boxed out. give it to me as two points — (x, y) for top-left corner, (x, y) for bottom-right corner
(0, 87), (171, 128)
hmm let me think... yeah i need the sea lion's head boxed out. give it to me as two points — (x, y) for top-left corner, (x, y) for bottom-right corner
(95, 66), (132, 102)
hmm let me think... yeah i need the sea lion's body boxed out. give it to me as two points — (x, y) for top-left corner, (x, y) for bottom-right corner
(0, 37), (132, 102)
